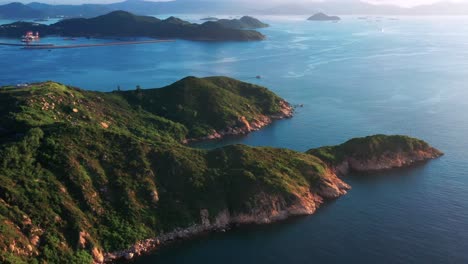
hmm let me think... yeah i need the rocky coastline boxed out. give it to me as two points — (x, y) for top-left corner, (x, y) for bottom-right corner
(334, 147), (444, 175)
(183, 100), (294, 144)
(100, 145), (442, 263)
(101, 168), (350, 263)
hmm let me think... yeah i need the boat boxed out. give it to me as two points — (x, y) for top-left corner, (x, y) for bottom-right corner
(21, 31), (40, 42)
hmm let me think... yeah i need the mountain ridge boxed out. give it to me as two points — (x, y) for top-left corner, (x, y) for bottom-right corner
(1, 0), (468, 19)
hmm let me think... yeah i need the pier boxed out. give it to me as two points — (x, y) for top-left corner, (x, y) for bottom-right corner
(0, 42), (53, 46)
(0, 39), (175, 49)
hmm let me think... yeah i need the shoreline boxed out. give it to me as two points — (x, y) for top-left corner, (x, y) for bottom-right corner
(21, 39), (175, 49)
(183, 100), (294, 144)
(100, 147), (443, 263)
(102, 175), (350, 263)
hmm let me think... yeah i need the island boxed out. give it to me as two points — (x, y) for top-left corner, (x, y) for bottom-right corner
(307, 12), (341, 21)
(216, 16), (269, 29)
(0, 2), (43, 19)
(201, 17), (219, 21)
(0, 11), (266, 41)
(0, 78), (442, 263)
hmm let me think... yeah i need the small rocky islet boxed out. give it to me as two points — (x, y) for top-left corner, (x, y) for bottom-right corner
(308, 12), (341, 21)
(0, 77), (442, 263)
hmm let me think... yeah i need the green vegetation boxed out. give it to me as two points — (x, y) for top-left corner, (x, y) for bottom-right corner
(0, 77), (322, 263)
(0, 79), (440, 263)
(216, 16), (269, 29)
(307, 134), (442, 165)
(0, 11), (266, 41)
(120, 76), (286, 138)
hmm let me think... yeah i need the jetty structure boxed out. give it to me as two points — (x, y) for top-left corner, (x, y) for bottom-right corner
(21, 39), (175, 49)
(0, 29), (175, 49)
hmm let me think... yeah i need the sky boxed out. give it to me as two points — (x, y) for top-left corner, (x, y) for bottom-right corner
(1, 0), (467, 8)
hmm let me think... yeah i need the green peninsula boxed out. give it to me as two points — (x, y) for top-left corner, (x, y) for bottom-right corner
(0, 78), (442, 263)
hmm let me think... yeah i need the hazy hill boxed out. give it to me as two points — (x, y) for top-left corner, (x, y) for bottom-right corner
(0, 2), (44, 19)
(1, 0), (468, 20)
(0, 11), (266, 41)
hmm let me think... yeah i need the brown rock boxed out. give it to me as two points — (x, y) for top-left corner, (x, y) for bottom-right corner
(92, 247), (104, 263)
(124, 252), (135, 260)
(78, 231), (89, 249)
(151, 190), (159, 203)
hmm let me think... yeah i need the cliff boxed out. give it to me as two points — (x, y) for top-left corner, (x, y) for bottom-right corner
(0, 79), (442, 264)
(0, 11), (266, 41)
(307, 134), (444, 174)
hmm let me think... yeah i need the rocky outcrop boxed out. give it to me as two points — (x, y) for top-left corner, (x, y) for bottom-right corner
(185, 100), (293, 143)
(100, 170), (349, 263)
(92, 247), (104, 263)
(333, 147), (442, 175)
(308, 135), (444, 175)
(341, 149), (443, 173)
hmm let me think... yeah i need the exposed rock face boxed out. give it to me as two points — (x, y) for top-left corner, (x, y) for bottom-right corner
(308, 135), (444, 175)
(185, 100), (293, 143)
(78, 231), (89, 249)
(343, 149), (442, 173)
(150, 190), (159, 204)
(102, 170), (349, 263)
(315, 169), (351, 199)
(92, 247), (104, 263)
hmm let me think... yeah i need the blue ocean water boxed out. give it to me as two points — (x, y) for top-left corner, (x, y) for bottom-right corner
(1, 15), (468, 263)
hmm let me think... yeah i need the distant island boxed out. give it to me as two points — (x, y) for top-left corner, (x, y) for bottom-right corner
(0, 77), (442, 263)
(307, 12), (341, 21)
(0, 11), (266, 41)
(201, 17), (219, 21)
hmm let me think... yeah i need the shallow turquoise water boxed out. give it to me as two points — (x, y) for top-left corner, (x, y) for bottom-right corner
(2, 15), (468, 263)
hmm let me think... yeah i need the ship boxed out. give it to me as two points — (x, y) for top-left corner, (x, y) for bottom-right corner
(21, 31), (40, 43)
